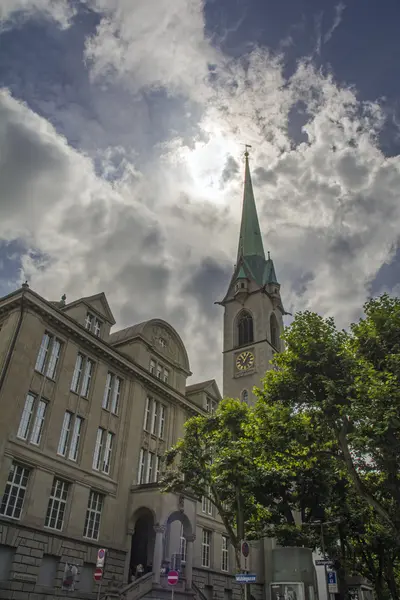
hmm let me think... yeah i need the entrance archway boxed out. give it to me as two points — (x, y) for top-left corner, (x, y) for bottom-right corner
(129, 508), (155, 580)
(164, 511), (193, 571)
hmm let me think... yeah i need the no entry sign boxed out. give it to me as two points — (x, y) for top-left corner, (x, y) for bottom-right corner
(168, 570), (179, 585)
(94, 567), (103, 582)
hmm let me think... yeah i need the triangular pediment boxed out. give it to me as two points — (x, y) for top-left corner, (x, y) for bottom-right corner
(63, 292), (116, 325)
(186, 378), (222, 401)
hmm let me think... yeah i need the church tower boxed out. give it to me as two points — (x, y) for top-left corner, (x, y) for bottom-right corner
(219, 149), (285, 403)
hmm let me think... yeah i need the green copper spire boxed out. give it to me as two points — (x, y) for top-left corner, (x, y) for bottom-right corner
(237, 150), (266, 262)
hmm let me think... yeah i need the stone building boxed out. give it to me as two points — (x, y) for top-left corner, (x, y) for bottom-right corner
(0, 153), (318, 600)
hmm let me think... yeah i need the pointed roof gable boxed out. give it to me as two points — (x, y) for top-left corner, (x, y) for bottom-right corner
(186, 378), (222, 401)
(237, 152), (266, 262)
(63, 292), (116, 325)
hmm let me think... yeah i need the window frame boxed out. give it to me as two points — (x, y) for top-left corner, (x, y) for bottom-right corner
(237, 311), (254, 347)
(83, 491), (103, 540)
(44, 478), (69, 531)
(71, 353), (95, 398)
(0, 463), (30, 520)
(17, 392), (47, 446)
(221, 535), (229, 572)
(201, 529), (212, 568)
(35, 332), (62, 380)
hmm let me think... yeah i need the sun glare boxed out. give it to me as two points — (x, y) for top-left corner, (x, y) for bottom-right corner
(178, 125), (240, 204)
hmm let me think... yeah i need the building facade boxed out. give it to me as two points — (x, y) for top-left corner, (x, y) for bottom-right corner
(0, 153), (317, 600)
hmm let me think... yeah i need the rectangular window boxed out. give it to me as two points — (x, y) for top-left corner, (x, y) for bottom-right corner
(0, 463), (30, 520)
(83, 491), (103, 540)
(37, 555), (58, 587)
(46, 339), (61, 379)
(81, 359), (94, 398)
(57, 411), (72, 456)
(202, 490), (212, 515)
(180, 525), (187, 563)
(146, 452), (154, 483)
(68, 416), (83, 461)
(155, 455), (161, 482)
(151, 401), (158, 435)
(206, 398), (217, 414)
(17, 393), (47, 445)
(45, 478), (69, 531)
(102, 432), (114, 475)
(163, 368), (169, 383)
(103, 373), (122, 414)
(138, 449), (145, 484)
(221, 536), (229, 572)
(150, 359), (156, 374)
(71, 353), (84, 392)
(144, 397), (152, 431)
(85, 313), (93, 331)
(93, 319), (101, 337)
(93, 428), (105, 471)
(156, 365), (162, 379)
(158, 404), (165, 439)
(111, 377), (121, 414)
(201, 529), (211, 568)
(71, 353), (94, 397)
(30, 400), (47, 445)
(102, 372), (112, 410)
(17, 393), (35, 440)
(35, 332), (50, 373)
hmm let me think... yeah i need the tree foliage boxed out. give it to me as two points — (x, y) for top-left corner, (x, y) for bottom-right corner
(162, 294), (400, 599)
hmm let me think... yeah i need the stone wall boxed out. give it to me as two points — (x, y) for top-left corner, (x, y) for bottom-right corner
(0, 521), (126, 600)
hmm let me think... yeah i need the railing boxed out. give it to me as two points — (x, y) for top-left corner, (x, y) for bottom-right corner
(117, 571), (154, 600)
(192, 581), (209, 600)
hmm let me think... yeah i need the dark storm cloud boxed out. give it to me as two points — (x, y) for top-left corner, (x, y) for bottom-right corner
(182, 257), (232, 317)
(254, 167), (277, 185)
(0, 108), (67, 213)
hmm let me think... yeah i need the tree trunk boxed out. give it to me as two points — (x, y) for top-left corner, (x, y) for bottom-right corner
(384, 557), (399, 600)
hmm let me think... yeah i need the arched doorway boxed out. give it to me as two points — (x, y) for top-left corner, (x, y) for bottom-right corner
(129, 508), (155, 580)
(164, 511), (193, 572)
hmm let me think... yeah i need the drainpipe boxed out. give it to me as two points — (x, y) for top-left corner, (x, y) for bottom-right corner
(0, 291), (25, 395)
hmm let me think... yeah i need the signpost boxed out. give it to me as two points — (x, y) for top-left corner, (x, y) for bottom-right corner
(95, 549), (106, 600)
(168, 569), (179, 600)
(327, 571), (338, 594)
(236, 574), (257, 584)
(240, 540), (250, 571)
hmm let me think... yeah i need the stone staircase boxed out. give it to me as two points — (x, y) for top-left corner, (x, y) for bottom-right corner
(101, 571), (199, 600)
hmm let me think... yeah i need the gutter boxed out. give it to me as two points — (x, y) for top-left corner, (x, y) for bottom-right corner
(0, 289), (25, 395)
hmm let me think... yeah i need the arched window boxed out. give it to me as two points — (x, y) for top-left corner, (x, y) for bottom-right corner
(241, 390), (249, 404)
(237, 311), (254, 347)
(270, 313), (279, 349)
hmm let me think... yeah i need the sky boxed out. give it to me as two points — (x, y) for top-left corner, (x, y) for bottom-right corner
(1, 0), (400, 388)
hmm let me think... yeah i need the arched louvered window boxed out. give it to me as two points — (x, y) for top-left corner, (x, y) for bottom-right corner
(270, 313), (279, 349)
(238, 311), (254, 347)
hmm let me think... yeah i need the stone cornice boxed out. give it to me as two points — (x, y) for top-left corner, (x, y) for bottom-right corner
(0, 289), (205, 417)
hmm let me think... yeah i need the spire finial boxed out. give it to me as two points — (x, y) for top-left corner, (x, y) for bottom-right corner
(268, 251), (270, 260)
(244, 143), (252, 159)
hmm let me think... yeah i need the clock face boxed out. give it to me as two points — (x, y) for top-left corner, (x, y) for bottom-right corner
(236, 351), (255, 371)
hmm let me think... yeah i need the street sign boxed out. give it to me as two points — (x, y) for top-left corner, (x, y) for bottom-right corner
(240, 540), (250, 571)
(327, 570), (338, 594)
(168, 570), (179, 585)
(236, 574), (256, 584)
(315, 559), (333, 566)
(94, 567), (103, 582)
(96, 548), (106, 568)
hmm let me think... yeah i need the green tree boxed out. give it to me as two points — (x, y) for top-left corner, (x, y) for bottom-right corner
(260, 294), (400, 539)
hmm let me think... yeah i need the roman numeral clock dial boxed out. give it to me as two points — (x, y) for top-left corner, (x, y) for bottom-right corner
(236, 351), (255, 372)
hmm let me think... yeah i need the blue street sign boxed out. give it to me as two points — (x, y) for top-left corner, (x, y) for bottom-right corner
(236, 574), (256, 584)
(327, 572), (337, 585)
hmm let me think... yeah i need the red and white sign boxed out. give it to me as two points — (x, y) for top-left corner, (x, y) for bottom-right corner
(94, 567), (103, 582)
(168, 570), (179, 585)
(96, 548), (106, 568)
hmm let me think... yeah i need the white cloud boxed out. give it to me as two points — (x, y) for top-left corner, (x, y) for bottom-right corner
(85, 0), (220, 99)
(0, 0), (75, 29)
(1, 1), (400, 389)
